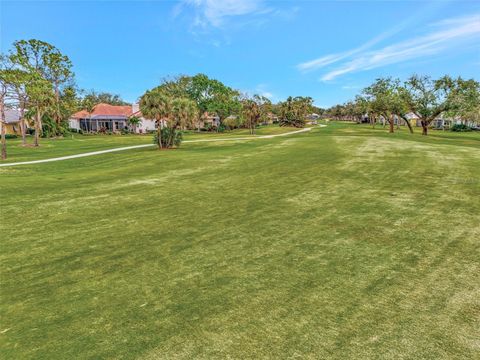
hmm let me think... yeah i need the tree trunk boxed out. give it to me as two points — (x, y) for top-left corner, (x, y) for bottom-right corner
(156, 120), (162, 149)
(402, 117), (414, 134)
(168, 127), (174, 148)
(0, 122), (6, 160)
(421, 120), (428, 136)
(34, 109), (41, 147)
(0, 95), (6, 159)
(21, 119), (27, 145)
(389, 114), (394, 133)
(20, 106), (27, 145)
(54, 82), (61, 135)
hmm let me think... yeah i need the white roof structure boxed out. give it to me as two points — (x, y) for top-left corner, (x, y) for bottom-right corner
(5, 109), (22, 124)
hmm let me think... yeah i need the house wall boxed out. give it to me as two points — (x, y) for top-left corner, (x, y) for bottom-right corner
(136, 118), (156, 133)
(68, 119), (80, 130)
(5, 122), (20, 135)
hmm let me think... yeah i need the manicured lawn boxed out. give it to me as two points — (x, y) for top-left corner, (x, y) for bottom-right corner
(1, 125), (298, 163)
(1, 122), (479, 359)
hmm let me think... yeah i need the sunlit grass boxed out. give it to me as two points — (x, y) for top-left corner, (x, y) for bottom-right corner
(1, 122), (479, 359)
(1, 125), (298, 163)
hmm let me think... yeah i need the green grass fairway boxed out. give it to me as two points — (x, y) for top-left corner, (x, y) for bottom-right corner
(1, 125), (297, 163)
(1, 123), (479, 359)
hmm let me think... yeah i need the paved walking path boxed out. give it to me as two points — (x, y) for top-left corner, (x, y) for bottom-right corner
(0, 127), (313, 167)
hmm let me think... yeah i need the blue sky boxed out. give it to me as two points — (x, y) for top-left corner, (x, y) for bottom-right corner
(1, 0), (479, 107)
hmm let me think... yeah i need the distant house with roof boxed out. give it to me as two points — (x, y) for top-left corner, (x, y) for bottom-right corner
(4, 109), (23, 135)
(130, 103), (157, 133)
(69, 103), (180, 133)
(69, 103), (133, 132)
(69, 103), (241, 133)
(199, 112), (220, 128)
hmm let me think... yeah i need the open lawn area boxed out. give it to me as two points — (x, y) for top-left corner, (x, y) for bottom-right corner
(1, 125), (298, 164)
(1, 123), (479, 359)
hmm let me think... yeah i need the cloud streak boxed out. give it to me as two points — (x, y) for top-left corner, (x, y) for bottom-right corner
(181, 0), (270, 28)
(298, 13), (480, 81)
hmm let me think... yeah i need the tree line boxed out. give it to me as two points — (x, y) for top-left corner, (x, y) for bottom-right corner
(1, 39), (318, 157)
(0, 39), (134, 159)
(139, 75), (316, 149)
(324, 75), (480, 135)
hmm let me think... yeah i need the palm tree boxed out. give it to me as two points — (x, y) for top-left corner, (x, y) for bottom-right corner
(242, 99), (260, 135)
(81, 97), (95, 132)
(139, 89), (172, 149)
(169, 97), (198, 147)
(242, 95), (271, 135)
(128, 116), (141, 133)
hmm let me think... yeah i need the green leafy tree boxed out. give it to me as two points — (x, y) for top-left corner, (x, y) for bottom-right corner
(82, 91), (129, 106)
(140, 86), (199, 149)
(445, 78), (480, 126)
(278, 96), (313, 128)
(363, 78), (398, 133)
(401, 75), (480, 135)
(10, 39), (74, 135)
(128, 116), (141, 133)
(242, 94), (271, 135)
(153, 74), (241, 131)
(81, 96), (96, 132)
(0, 54), (14, 159)
(139, 89), (172, 149)
(168, 97), (198, 146)
(26, 75), (55, 146)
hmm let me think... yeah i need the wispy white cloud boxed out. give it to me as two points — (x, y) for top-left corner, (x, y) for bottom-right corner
(242, 83), (275, 100)
(255, 83), (274, 99)
(180, 0), (270, 28)
(297, 4), (443, 73)
(297, 28), (402, 72)
(318, 14), (480, 81)
(297, 8), (480, 81)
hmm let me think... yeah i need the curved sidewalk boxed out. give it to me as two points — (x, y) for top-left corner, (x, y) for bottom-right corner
(0, 127), (312, 168)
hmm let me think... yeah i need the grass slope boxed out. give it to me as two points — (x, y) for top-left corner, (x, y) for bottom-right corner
(1, 123), (479, 359)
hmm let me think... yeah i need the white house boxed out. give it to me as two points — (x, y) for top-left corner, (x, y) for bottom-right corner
(69, 103), (157, 133)
(130, 103), (156, 133)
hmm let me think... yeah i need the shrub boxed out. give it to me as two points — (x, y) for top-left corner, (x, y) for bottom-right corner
(4, 134), (18, 139)
(451, 124), (472, 132)
(224, 116), (244, 130)
(153, 127), (183, 148)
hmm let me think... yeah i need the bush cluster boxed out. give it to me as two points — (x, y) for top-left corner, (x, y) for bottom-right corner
(451, 124), (472, 132)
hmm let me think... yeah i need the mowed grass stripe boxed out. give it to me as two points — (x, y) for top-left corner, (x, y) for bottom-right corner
(1, 123), (479, 359)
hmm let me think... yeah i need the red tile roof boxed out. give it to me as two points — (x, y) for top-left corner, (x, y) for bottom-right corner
(72, 103), (133, 119)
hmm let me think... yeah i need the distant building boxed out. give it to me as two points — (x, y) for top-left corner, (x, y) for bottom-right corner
(200, 112), (220, 128)
(69, 103), (133, 132)
(306, 113), (320, 125)
(69, 103), (169, 133)
(130, 103), (157, 133)
(4, 109), (23, 135)
(265, 112), (278, 124)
